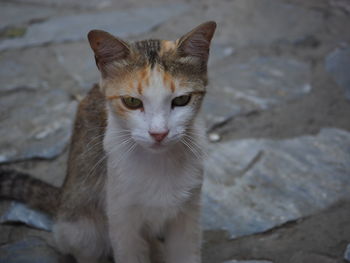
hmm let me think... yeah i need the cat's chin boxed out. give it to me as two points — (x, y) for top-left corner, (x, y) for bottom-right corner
(136, 141), (174, 154)
(148, 143), (171, 153)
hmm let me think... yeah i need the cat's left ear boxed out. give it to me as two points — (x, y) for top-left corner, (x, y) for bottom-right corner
(87, 30), (130, 74)
(177, 21), (217, 63)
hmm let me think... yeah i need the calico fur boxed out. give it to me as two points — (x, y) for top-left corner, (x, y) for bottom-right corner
(0, 21), (216, 263)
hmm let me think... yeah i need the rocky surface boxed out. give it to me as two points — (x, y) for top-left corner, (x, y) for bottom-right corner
(326, 46), (350, 100)
(204, 56), (311, 126)
(0, 4), (190, 51)
(0, 87), (77, 163)
(223, 261), (273, 263)
(202, 128), (350, 238)
(0, 0), (350, 262)
(0, 237), (65, 263)
(203, 201), (350, 263)
(0, 202), (53, 232)
(0, 3), (57, 31)
(345, 244), (350, 262)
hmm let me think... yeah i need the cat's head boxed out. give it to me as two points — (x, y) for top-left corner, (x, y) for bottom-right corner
(88, 21), (216, 153)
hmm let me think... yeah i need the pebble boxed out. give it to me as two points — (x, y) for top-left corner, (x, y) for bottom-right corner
(209, 133), (221, 142)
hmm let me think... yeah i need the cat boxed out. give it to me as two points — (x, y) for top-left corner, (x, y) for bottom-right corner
(0, 21), (216, 263)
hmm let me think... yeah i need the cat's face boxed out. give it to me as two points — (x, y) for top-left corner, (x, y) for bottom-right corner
(88, 22), (216, 152)
(103, 63), (205, 152)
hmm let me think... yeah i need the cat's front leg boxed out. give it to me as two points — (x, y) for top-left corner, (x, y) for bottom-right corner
(164, 204), (202, 263)
(108, 207), (151, 263)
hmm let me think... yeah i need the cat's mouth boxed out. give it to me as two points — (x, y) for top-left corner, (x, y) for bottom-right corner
(150, 141), (165, 149)
(147, 140), (174, 153)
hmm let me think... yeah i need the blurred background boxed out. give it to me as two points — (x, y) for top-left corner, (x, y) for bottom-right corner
(0, 0), (350, 262)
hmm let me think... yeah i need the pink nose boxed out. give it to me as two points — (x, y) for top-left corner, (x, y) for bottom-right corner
(149, 130), (169, 142)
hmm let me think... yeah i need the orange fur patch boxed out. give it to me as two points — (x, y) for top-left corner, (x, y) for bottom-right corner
(162, 71), (176, 93)
(106, 95), (120, 100)
(137, 67), (151, 94)
(137, 81), (143, 95)
(163, 71), (170, 84)
(160, 40), (176, 55)
(170, 80), (175, 93)
(127, 80), (134, 93)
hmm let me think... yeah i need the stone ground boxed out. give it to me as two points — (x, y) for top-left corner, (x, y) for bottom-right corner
(1, 0), (350, 262)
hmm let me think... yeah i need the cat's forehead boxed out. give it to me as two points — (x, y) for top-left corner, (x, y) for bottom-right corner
(113, 64), (194, 98)
(132, 39), (178, 67)
(133, 39), (162, 67)
(104, 39), (206, 98)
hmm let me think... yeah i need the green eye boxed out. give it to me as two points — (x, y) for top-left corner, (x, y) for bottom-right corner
(121, 97), (143, 110)
(172, 95), (191, 107)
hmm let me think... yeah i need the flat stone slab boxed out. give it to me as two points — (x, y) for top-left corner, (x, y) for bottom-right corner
(203, 56), (311, 126)
(0, 87), (77, 163)
(53, 42), (100, 90)
(345, 244), (350, 262)
(0, 237), (64, 263)
(325, 46), (350, 100)
(0, 47), (80, 163)
(8, 0), (112, 9)
(218, 0), (324, 46)
(163, 0), (324, 47)
(0, 3), (56, 31)
(0, 202), (53, 232)
(0, 47), (79, 94)
(290, 252), (337, 263)
(209, 44), (235, 65)
(0, 4), (189, 51)
(224, 261), (273, 263)
(202, 128), (350, 238)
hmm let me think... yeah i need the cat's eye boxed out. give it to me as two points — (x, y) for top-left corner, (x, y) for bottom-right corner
(172, 95), (191, 107)
(121, 97), (143, 110)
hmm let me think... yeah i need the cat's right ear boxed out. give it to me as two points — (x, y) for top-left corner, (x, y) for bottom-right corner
(87, 30), (130, 74)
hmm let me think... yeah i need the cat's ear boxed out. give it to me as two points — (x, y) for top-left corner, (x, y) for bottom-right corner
(177, 21), (217, 62)
(87, 30), (130, 73)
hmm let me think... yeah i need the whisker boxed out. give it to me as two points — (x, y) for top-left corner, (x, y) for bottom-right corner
(111, 142), (137, 169)
(181, 138), (202, 160)
(183, 135), (208, 159)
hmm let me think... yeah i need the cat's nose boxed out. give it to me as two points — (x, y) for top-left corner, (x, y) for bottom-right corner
(149, 130), (169, 143)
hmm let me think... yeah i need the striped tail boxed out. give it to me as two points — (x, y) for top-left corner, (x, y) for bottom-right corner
(0, 168), (61, 216)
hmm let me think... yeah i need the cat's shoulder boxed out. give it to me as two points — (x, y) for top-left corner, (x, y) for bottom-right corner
(79, 84), (105, 112)
(75, 84), (107, 126)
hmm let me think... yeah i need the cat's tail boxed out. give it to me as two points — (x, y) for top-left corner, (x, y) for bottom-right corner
(0, 168), (61, 216)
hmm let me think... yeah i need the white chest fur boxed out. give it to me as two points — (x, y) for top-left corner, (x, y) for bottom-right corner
(106, 144), (202, 222)
(104, 126), (203, 235)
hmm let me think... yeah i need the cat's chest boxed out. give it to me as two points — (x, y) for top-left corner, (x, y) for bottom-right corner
(106, 150), (202, 208)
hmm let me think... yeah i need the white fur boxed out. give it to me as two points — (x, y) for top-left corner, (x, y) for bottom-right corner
(104, 68), (205, 263)
(53, 219), (110, 263)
